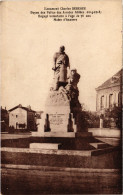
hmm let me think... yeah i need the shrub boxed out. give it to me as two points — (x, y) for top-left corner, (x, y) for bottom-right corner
(8, 125), (15, 133)
(82, 111), (100, 128)
(104, 105), (122, 129)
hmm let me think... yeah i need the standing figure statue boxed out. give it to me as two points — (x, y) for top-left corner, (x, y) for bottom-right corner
(52, 46), (70, 90)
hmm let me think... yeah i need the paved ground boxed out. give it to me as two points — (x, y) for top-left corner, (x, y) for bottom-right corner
(1, 168), (122, 194)
(88, 128), (121, 138)
(96, 137), (121, 146)
(1, 133), (31, 140)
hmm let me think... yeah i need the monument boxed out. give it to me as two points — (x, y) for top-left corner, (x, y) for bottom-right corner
(31, 46), (111, 151)
(32, 46), (90, 138)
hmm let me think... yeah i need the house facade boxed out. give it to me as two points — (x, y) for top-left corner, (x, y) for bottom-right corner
(96, 69), (122, 115)
(9, 104), (36, 131)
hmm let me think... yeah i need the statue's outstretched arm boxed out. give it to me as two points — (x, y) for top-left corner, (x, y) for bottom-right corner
(52, 53), (57, 70)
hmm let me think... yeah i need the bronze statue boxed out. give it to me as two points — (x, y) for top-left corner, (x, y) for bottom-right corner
(68, 69), (80, 90)
(52, 46), (70, 90)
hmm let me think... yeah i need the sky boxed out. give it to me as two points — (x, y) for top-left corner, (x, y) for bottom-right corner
(1, 0), (122, 111)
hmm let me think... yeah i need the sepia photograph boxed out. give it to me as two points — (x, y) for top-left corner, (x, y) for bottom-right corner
(0, 0), (122, 194)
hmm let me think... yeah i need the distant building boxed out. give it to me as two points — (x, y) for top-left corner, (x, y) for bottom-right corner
(8, 104), (37, 131)
(96, 69), (122, 115)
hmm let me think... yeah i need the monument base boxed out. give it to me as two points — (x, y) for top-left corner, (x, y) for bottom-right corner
(32, 131), (76, 137)
(75, 132), (92, 137)
(30, 131), (109, 150)
(32, 131), (92, 138)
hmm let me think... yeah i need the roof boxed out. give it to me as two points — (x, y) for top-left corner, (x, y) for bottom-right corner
(96, 69), (122, 91)
(9, 104), (36, 112)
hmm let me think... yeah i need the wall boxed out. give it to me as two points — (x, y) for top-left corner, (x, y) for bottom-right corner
(9, 108), (27, 129)
(96, 85), (120, 114)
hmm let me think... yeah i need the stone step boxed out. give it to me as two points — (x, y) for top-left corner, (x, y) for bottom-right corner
(32, 132), (76, 138)
(1, 146), (121, 169)
(1, 146), (119, 157)
(30, 143), (61, 150)
(90, 142), (110, 149)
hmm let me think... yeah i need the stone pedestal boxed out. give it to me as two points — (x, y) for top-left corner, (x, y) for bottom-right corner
(32, 69), (87, 138)
(33, 105), (77, 137)
(45, 106), (75, 132)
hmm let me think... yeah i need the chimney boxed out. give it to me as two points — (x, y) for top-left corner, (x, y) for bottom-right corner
(27, 105), (31, 110)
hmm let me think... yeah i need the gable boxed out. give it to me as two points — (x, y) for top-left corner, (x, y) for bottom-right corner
(9, 104), (35, 113)
(96, 69), (122, 91)
(9, 107), (27, 115)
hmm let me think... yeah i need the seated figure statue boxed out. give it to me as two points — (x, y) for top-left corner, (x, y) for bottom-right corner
(68, 69), (80, 90)
(52, 46), (70, 90)
(66, 69), (80, 100)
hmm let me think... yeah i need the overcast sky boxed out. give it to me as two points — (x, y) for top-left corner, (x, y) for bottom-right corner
(1, 0), (122, 111)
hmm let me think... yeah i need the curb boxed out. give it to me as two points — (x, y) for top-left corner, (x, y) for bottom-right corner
(1, 164), (121, 173)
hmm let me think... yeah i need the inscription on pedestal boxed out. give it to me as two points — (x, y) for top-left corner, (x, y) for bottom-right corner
(49, 114), (64, 125)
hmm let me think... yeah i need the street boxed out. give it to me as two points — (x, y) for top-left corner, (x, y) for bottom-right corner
(1, 168), (122, 194)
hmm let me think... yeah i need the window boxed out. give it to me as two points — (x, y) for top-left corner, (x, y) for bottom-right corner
(100, 96), (104, 109)
(118, 92), (121, 106)
(109, 94), (113, 108)
(105, 95), (107, 108)
(16, 115), (18, 118)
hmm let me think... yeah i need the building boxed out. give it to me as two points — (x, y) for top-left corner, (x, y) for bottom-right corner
(35, 111), (43, 119)
(8, 104), (37, 131)
(96, 69), (122, 115)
